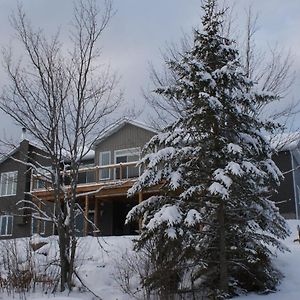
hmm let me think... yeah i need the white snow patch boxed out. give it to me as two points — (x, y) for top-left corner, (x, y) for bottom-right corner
(184, 209), (202, 226)
(147, 204), (182, 230)
(227, 143), (242, 154)
(208, 182), (229, 199)
(225, 161), (243, 176)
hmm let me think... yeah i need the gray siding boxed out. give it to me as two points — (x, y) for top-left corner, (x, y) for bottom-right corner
(0, 140), (54, 239)
(272, 151), (296, 219)
(95, 123), (155, 166)
(0, 140), (31, 238)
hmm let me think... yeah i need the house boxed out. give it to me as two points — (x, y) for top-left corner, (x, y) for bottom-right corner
(1, 121), (299, 239)
(271, 132), (300, 219)
(0, 139), (53, 238)
(31, 119), (158, 236)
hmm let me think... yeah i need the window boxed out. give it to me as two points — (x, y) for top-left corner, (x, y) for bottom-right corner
(99, 151), (111, 180)
(78, 170), (96, 184)
(32, 167), (51, 190)
(0, 215), (13, 236)
(115, 148), (140, 179)
(78, 164), (96, 184)
(0, 171), (17, 196)
(31, 214), (46, 235)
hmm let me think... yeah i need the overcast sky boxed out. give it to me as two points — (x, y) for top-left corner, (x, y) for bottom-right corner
(0, 0), (299, 141)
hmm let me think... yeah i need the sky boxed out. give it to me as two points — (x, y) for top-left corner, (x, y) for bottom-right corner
(0, 0), (299, 141)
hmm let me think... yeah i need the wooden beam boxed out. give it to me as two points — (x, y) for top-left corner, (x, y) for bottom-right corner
(84, 196), (89, 236)
(31, 181), (163, 202)
(37, 200), (42, 234)
(119, 164), (123, 180)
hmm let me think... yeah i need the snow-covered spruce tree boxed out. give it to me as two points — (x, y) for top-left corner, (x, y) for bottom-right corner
(126, 0), (290, 298)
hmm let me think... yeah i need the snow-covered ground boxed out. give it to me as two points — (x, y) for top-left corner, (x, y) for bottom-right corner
(0, 220), (300, 300)
(238, 220), (300, 300)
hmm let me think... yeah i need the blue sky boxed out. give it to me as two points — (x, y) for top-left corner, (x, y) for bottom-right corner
(0, 0), (299, 140)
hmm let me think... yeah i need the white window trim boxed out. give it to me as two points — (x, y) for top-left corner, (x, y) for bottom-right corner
(114, 147), (140, 160)
(99, 151), (111, 180)
(0, 171), (18, 197)
(0, 215), (13, 237)
(114, 147), (141, 179)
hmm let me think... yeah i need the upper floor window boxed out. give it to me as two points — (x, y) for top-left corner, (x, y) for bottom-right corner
(78, 164), (96, 184)
(0, 215), (13, 236)
(99, 151), (111, 180)
(0, 171), (18, 196)
(115, 148), (140, 179)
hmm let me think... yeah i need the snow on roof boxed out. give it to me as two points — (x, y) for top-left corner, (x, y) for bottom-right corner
(270, 132), (300, 151)
(61, 147), (95, 162)
(82, 149), (95, 160)
(0, 139), (44, 165)
(93, 118), (158, 147)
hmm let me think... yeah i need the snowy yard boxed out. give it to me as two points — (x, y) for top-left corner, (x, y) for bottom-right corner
(0, 220), (299, 300)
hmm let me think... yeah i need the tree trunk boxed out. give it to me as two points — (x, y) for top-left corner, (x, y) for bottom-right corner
(218, 200), (228, 295)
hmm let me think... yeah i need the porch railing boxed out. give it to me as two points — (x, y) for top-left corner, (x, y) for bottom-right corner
(31, 161), (140, 191)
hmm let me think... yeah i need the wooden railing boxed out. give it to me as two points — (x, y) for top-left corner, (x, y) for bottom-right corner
(31, 161), (140, 191)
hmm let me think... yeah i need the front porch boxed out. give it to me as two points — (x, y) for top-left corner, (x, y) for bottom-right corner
(30, 162), (159, 236)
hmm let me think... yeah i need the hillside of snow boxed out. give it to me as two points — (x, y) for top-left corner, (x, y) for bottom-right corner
(0, 220), (300, 300)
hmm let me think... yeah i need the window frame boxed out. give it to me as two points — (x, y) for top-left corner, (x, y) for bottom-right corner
(0, 171), (18, 197)
(0, 215), (13, 237)
(99, 151), (111, 180)
(114, 147), (140, 179)
(78, 163), (96, 184)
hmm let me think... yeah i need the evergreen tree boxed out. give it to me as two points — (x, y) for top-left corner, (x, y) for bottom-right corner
(126, 0), (290, 298)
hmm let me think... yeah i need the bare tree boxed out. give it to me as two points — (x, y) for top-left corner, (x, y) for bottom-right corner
(240, 6), (296, 115)
(0, 0), (121, 292)
(146, 2), (297, 130)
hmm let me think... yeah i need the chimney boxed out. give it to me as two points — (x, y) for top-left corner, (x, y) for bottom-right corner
(21, 127), (27, 140)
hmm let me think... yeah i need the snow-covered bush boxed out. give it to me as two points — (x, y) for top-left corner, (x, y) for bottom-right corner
(0, 236), (60, 296)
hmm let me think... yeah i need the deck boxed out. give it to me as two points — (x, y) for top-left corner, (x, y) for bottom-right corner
(30, 162), (160, 235)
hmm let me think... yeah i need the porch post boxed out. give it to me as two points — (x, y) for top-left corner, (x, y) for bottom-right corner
(84, 195), (89, 236)
(94, 199), (99, 236)
(37, 200), (42, 234)
(95, 166), (99, 183)
(120, 164), (123, 180)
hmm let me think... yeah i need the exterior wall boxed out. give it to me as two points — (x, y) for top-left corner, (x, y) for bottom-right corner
(0, 140), (54, 239)
(290, 149), (300, 219)
(95, 123), (156, 172)
(28, 143), (56, 236)
(0, 140), (31, 238)
(272, 151), (296, 219)
(93, 123), (156, 235)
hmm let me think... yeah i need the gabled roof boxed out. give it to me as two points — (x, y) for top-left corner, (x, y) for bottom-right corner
(93, 118), (158, 147)
(0, 139), (44, 165)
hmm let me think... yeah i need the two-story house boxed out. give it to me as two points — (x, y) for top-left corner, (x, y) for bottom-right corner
(1, 121), (299, 239)
(0, 139), (53, 238)
(31, 119), (158, 236)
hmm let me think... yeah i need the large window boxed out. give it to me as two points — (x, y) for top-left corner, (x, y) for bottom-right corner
(99, 151), (111, 180)
(0, 171), (18, 196)
(0, 215), (13, 236)
(115, 148), (140, 179)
